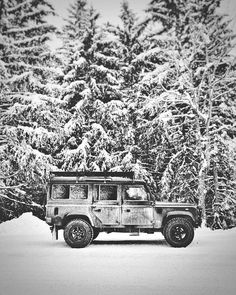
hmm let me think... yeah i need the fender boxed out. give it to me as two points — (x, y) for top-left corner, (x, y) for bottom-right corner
(64, 212), (95, 227)
(166, 210), (195, 222)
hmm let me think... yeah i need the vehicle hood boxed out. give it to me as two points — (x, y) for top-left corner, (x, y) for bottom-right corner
(154, 201), (196, 208)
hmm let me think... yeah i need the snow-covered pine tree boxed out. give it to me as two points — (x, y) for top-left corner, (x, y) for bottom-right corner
(135, 46), (200, 202)
(91, 1), (155, 183)
(114, 1), (197, 198)
(0, 0), (68, 222)
(57, 0), (127, 172)
(106, 1), (147, 89)
(59, 0), (122, 107)
(3, 0), (59, 93)
(187, 10), (236, 223)
(57, 0), (90, 71)
(141, 0), (236, 225)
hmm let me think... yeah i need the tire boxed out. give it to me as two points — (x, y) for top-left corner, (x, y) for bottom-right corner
(63, 219), (93, 248)
(93, 228), (100, 240)
(163, 217), (194, 248)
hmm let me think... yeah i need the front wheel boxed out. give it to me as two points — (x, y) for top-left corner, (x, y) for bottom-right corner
(163, 217), (194, 248)
(64, 219), (93, 248)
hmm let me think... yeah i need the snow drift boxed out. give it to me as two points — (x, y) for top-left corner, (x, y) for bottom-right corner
(0, 213), (236, 295)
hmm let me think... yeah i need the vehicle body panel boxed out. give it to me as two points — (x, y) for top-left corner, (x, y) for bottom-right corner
(121, 205), (153, 225)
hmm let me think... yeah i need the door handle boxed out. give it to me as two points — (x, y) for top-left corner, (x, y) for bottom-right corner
(93, 208), (101, 212)
(125, 209), (131, 212)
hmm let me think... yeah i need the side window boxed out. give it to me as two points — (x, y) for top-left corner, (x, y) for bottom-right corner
(124, 186), (148, 201)
(95, 185), (117, 201)
(52, 185), (69, 199)
(70, 185), (88, 199)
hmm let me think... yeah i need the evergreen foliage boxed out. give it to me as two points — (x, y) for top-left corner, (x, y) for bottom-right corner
(0, 0), (235, 228)
(139, 0), (236, 223)
(0, 0), (64, 221)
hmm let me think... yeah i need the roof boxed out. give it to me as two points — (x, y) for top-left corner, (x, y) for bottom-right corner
(49, 171), (145, 185)
(50, 171), (134, 178)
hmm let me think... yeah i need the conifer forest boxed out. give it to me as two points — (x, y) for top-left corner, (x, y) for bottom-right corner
(0, 0), (236, 228)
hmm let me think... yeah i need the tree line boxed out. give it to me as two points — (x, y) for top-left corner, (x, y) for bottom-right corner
(0, 0), (236, 228)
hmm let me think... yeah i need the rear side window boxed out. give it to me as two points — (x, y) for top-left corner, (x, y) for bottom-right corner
(52, 184), (88, 199)
(70, 185), (88, 199)
(95, 185), (117, 201)
(52, 185), (69, 199)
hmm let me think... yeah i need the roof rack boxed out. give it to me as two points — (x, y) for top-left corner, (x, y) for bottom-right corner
(50, 171), (134, 179)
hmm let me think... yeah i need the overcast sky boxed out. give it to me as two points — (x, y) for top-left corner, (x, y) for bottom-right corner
(49, 0), (236, 29)
(49, 0), (149, 26)
(48, 0), (236, 50)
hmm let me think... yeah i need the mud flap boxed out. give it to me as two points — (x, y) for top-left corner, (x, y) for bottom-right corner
(51, 225), (58, 240)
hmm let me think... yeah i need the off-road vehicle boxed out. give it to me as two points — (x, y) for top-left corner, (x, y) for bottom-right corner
(45, 171), (202, 248)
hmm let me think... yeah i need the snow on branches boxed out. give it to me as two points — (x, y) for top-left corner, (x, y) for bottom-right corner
(0, 0), (235, 226)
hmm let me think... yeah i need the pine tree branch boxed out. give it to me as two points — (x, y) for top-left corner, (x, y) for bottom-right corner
(209, 125), (231, 134)
(0, 193), (41, 208)
(0, 184), (23, 189)
(0, 205), (14, 213)
(0, 172), (20, 179)
(212, 89), (235, 101)
(185, 92), (207, 122)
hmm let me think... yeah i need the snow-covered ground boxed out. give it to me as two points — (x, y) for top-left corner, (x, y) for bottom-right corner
(0, 213), (236, 295)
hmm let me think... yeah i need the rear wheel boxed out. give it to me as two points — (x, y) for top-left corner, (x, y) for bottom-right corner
(163, 217), (194, 248)
(64, 219), (93, 248)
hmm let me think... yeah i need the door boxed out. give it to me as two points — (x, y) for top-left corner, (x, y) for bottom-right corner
(121, 185), (153, 226)
(92, 184), (120, 225)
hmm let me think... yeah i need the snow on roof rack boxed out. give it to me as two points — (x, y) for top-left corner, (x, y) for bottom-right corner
(50, 171), (135, 179)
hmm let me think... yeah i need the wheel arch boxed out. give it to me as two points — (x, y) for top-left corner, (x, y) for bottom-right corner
(163, 211), (195, 227)
(63, 214), (93, 227)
